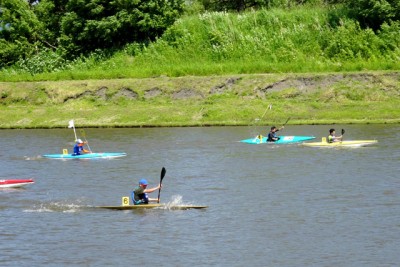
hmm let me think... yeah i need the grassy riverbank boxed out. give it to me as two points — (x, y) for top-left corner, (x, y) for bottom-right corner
(1, 71), (399, 129)
(1, 7), (399, 128)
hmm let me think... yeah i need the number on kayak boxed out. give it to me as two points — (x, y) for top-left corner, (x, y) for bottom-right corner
(122, 196), (129, 206)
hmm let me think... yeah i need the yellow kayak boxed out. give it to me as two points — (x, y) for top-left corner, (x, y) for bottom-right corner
(96, 204), (207, 210)
(303, 138), (378, 148)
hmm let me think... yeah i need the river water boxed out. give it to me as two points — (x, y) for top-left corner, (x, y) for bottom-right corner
(1, 125), (399, 266)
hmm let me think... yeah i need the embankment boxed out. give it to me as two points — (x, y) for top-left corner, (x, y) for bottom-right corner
(1, 71), (399, 128)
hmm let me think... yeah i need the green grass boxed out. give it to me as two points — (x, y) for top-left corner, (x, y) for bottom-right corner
(1, 72), (399, 128)
(1, 6), (399, 82)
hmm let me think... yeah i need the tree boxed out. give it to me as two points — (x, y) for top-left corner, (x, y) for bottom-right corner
(0, 0), (42, 67)
(57, 0), (185, 56)
(345, 0), (400, 31)
(201, 0), (267, 12)
(199, 0), (325, 12)
(33, 0), (69, 49)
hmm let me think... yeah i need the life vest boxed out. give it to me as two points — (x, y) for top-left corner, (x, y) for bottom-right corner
(132, 190), (149, 205)
(267, 132), (275, 142)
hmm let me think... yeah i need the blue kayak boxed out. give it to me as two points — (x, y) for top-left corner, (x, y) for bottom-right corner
(240, 135), (315, 144)
(42, 152), (127, 159)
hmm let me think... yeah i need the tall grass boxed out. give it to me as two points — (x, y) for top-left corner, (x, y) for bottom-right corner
(1, 5), (399, 82)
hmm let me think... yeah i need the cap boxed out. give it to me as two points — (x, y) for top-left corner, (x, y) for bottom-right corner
(139, 179), (148, 185)
(77, 139), (83, 143)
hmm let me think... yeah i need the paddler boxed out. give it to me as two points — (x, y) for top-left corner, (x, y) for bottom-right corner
(267, 126), (284, 142)
(132, 179), (162, 205)
(328, 128), (343, 143)
(72, 139), (90, 155)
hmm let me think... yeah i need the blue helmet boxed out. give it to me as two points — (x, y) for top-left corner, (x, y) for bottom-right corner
(139, 179), (148, 185)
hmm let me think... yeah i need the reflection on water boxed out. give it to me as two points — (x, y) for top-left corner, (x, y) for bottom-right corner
(0, 125), (399, 266)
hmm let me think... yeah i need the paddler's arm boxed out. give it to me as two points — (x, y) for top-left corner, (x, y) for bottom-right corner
(143, 184), (162, 193)
(82, 141), (92, 153)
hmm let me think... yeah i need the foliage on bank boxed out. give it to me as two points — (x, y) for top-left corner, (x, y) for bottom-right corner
(1, 0), (185, 68)
(1, 1), (400, 81)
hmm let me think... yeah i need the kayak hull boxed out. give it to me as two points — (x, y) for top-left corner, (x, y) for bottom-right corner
(42, 152), (127, 159)
(0, 179), (35, 188)
(96, 204), (207, 210)
(240, 135), (315, 144)
(303, 140), (378, 148)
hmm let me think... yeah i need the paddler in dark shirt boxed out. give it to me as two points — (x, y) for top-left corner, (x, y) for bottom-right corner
(132, 179), (161, 205)
(267, 126), (284, 142)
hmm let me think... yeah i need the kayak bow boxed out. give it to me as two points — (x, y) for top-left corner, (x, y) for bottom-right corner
(0, 179), (35, 188)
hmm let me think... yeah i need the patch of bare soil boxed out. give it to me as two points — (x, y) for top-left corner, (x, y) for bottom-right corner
(113, 87), (138, 100)
(172, 88), (204, 99)
(210, 77), (242, 94)
(144, 87), (162, 99)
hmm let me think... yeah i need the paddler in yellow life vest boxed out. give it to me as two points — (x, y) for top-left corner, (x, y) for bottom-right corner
(73, 139), (90, 155)
(132, 179), (162, 205)
(328, 128), (343, 143)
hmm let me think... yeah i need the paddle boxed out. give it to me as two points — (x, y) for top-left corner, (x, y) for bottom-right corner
(280, 117), (291, 132)
(341, 129), (345, 141)
(80, 129), (92, 153)
(157, 167), (166, 203)
(253, 105), (272, 140)
(68, 119), (78, 141)
(283, 117), (291, 127)
(255, 107), (269, 122)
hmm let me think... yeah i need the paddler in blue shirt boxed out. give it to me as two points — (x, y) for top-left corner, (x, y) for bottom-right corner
(328, 129), (343, 143)
(72, 139), (90, 155)
(267, 126), (284, 142)
(132, 179), (162, 205)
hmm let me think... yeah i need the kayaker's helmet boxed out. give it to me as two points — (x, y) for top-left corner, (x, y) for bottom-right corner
(329, 129), (335, 134)
(139, 179), (148, 186)
(77, 139), (83, 144)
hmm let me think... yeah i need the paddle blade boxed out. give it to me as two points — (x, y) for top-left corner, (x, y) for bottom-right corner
(341, 129), (345, 135)
(160, 167), (166, 183)
(157, 167), (166, 203)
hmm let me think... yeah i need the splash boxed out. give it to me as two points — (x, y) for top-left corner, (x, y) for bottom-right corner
(24, 155), (45, 161)
(23, 199), (87, 213)
(163, 195), (195, 209)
